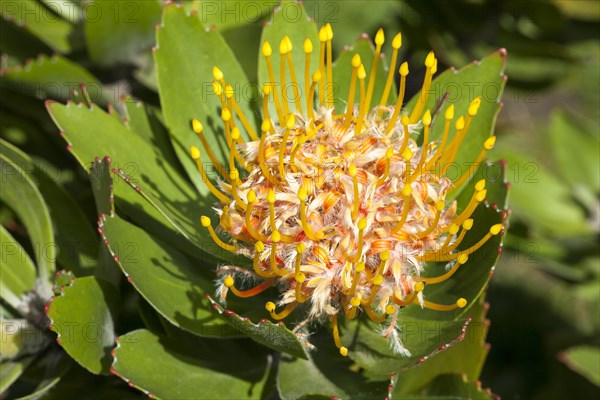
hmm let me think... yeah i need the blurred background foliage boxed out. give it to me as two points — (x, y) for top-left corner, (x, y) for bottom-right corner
(0, 0), (598, 398)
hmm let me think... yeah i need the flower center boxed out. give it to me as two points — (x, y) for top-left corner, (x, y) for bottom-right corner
(189, 25), (502, 357)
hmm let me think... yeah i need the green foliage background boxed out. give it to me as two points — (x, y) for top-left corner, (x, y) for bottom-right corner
(0, 0), (598, 399)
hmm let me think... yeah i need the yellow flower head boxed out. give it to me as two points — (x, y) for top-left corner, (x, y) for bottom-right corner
(189, 26), (501, 357)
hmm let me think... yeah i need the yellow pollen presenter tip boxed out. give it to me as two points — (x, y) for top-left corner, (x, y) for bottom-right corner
(262, 41), (272, 57)
(212, 66), (224, 81)
(265, 302), (276, 312)
(190, 146), (200, 160)
(490, 224), (503, 235)
(192, 119), (203, 133)
(392, 33), (402, 49)
(375, 28), (385, 45)
(399, 62), (409, 76)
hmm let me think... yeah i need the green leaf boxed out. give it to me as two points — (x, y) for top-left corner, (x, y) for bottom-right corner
(331, 37), (397, 113)
(155, 3), (257, 196)
(342, 315), (471, 376)
(0, 0), (74, 53)
(1, 54), (107, 105)
(99, 211), (240, 338)
(406, 50), (507, 186)
(84, 0), (161, 66)
(0, 355), (35, 393)
(112, 329), (273, 399)
(549, 110), (600, 193)
(259, 1), (319, 118)
(0, 15), (51, 60)
(46, 276), (119, 375)
(560, 345), (600, 387)
(277, 339), (386, 399)
(89, 154), (236, 334)
(392, 295), (490, 395)
(206, 296), (308, 359)
(45, 100), (230, 262)
(419, 373), (495, 399)
(0, 154), (55, 292)
(191, 0), (275, 31)
(304, 0), (404, 54)
(1, 139), (98, 276)
(0, 225), (36, 309)
(39, 0), (81, 23)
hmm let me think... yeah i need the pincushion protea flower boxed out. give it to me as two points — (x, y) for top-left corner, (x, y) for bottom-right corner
(189, 24), (502, 357)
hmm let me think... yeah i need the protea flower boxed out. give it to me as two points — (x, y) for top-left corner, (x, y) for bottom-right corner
(189, 24), (503, 357)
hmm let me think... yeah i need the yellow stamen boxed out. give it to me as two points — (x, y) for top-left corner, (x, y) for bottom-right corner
(266, 301), (297, 320)
(379, 33), (402, 107)
(349, 218), (367, 263)
(308, 71), (321, 121)
(270, 235), (286, 276)
(417, 200), (445, 238)
(190, 146), (231, 204)
(420, 223), (502, 262)
(263, 41), (285, 122)
(347, 261), (365, 297)
(451, 136), (496, 190)
(191, 119), (230, 183)
(385, 62), (409, 135)
(363, 304), (386, 323)
(349, 163), (360, 220)
(409, 51), (435, 123)
(325, 23), (334, 107)
(410, 109), (431, 181)
(295, 271), (309, 303)
(450, 185), (487, 228)
(267, 189), (295, 243)
(421, 254), (469, 284)
(245, 190), (269, 242)
(398, 113), (411, 156)
(290, 133), (306, 170)
(283, 37), (303, 114)
(298, 187), (322, 241)
(294, 243), (305, 275)
(354, 64), (367, 135)
(376, 147), (394, 187)
(228, 169), (247, 211)
(376, 250), (390, 276)
(447, 219), (474, 252)
(304, 38), (313, 114)
(391, 282), (423, 306)
(224, 275), (275, 298)
(425, 105), (454, 171)
(344, 54), (362, 129)
(258, 119), (276, 183)
(279, 36), (291, 116)
(423, 297), (468, 311)
(227, 88), (259, 142)
(365, 28), (384, 110)
(278, 114), (295, 179)
(331, 314), (348, 356)
(253, 241), (274, 278)
(318, 26), (327, 105)
(201, 216), (236, 252)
